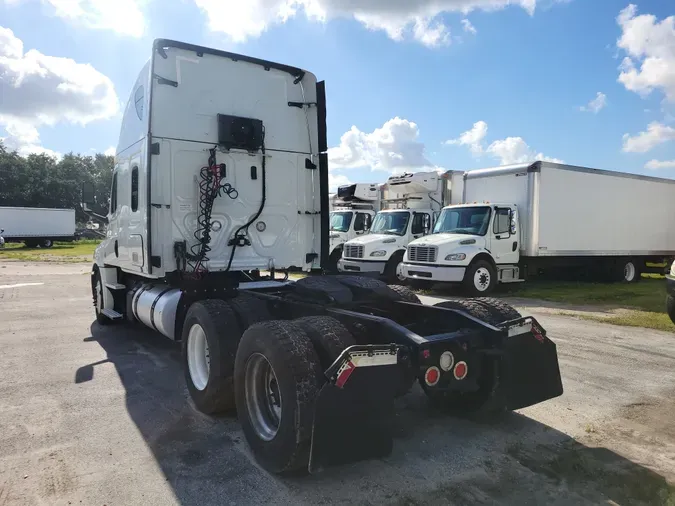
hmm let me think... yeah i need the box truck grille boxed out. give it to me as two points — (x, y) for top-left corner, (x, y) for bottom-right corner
(408, 246), (437, 263)
(344, 245), (364, 258)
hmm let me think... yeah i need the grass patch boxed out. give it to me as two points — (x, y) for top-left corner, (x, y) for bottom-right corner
(0, 240), (98, 262)
(560, 310), (675, 333)
(501, 277), (665, 313)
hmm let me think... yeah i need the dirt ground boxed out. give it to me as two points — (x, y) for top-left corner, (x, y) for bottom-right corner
(0, 261), (674, 505)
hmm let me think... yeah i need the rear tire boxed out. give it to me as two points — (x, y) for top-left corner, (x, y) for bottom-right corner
(235, 320), (322, 474)
(387, 284), (421, 304)
(434, 299), (493, 323)
(463, 260), (496, 296)
(294, 316), (355, 370)
(228, 292), (271, 329)
(41, 239), (53, 248)
(667, 295), (675, 325)
(25, 239), (38, 248)
(617, 258), (641, 283)
(474, 297), (521, 324)
(182, 300), (242, 414)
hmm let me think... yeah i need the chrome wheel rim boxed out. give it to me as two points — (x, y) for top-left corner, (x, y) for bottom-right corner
(245, 353), (282, 441)
(474, 267), (491, 292)
(187, 324), (210, 391)
(624, 262), (636, 282)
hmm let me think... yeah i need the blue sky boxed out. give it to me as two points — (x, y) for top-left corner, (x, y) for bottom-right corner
(1, 0), (674, 189)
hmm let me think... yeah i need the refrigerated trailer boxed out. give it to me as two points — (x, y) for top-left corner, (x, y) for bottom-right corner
(82, 39), (563, 474)
(402, 161), (675, 294)
(0, 207), (76, 247)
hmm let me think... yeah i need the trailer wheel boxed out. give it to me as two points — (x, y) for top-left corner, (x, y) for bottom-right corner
(41, 239), (54, 248)
(91, 268), (110, 326)
(617, 259), (641, 283)
(182, 300), (242, 414)
(463, 260), (496, 296)
(235, 320), (322, 474)
(294, 316), (356, 370)
(228, 292), (271, 329)
(387, 284), (421, 304)
(474, 297), (522, 324)
(667, 295), (675, 325)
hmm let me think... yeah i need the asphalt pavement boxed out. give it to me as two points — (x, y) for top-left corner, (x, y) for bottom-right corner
(1, 262), (674, 505)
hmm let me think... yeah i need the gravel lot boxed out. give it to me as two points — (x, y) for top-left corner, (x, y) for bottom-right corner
(1, 261), (674, 505)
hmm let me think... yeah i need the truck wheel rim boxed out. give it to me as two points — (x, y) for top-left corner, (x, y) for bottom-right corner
(395, 262), (406, 281)
(624, 262), (635, 282)
(245, 353), (282, 441)
(96, 280), (103, 314)
(474, 267), (491, 291)
(187, 324), (210, 391)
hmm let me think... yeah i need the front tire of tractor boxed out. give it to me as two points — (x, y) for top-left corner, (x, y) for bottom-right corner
(235, 320), (322, 474)
(91, 268), (109, 326)
(463, 260), (496, 296)
(387, 284), (421, 304)
(182, 300), (242, 414)
(384, 251), (405, 284)
(667, 295), (675, 325)
(327, 248), (342, 273)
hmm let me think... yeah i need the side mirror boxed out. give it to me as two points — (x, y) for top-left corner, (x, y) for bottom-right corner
(81, 182), (95, 205)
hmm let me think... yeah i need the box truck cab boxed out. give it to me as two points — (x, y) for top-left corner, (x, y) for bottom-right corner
(402, 202), (520, 294)
(338, 172), (448, 282)
(327, 183), (380, 270)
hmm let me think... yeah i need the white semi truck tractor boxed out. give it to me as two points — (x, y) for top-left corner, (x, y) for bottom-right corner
(327, 183), (380, 271)
(82, 39), (563, 474)
(402, 162), (675, 294)
(337, 171), (460, 282)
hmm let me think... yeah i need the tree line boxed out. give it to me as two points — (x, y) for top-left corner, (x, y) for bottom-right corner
(0, 142), (113, 223)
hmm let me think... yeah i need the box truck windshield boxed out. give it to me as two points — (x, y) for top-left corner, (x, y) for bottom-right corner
(330, 212), (352, 232)
(371, 212), (409, 236)
(433, 206), (491, 236)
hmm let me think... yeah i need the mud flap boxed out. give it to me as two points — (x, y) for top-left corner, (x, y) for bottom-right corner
(500, 318), (564, 410)
(308, 346), (400, 473)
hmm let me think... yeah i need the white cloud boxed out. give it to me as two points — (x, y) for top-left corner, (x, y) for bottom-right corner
(0, 27), (118, 156)
(616, 4), (675, 102)
(1, 122), (61, 158)
(446, 120), (561, 164)
(328, 173), (351, 192)
(579, 92), (607, 113)
(4, 0), (144, 37)
(445, 120), (487, 154)
(104, 146), (116, 156)
(193, 0), (540, 46)
(645, 159), (675, 170)
(486, 136), (563, 165)
(461, 19), (477, 34)
(622, 122), (675, 153)
(328, 117), (436, 173)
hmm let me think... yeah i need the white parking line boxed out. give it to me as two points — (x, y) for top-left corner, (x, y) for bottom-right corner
(0, 282), (45, 289)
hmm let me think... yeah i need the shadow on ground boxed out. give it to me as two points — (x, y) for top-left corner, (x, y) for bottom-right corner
(75, 321), (675, 505)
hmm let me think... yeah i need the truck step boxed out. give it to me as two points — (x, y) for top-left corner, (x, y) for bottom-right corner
(105, 282), (126, 290)
(500, 278), (525, 284)
(101, 308), (124, 320)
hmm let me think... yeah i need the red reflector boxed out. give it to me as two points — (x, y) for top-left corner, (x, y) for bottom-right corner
(424, 366), (440, 386)
(335, 361), (355, 388)
(453, 361), (468, 380)
(422, 349), (431, 359)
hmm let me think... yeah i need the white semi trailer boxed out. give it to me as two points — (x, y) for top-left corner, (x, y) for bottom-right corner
(0, 207), (76, 247)
(82, 39), (563, 474)
(402, 162), (675, 294)
(337, 171), (463, 282)
(328, 183), (381, 271)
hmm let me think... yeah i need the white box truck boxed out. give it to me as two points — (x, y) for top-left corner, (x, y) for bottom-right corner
(0, 207), (76, 248)
(337, 171), (464, 282)
(328, 183), (381, 271)
(402, 161), (675, 294)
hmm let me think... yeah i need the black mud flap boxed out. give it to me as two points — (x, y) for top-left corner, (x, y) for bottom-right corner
(500, 318), (563, 410)
(308, 346), (400, 473)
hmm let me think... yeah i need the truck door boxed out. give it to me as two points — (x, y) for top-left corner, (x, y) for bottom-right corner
(490, 207), (519, 265)
(410, 212), (431, 240)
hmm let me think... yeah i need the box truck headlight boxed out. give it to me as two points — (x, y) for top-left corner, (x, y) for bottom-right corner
(445, 253), (466, 261)
(370, 250), (387, 257)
